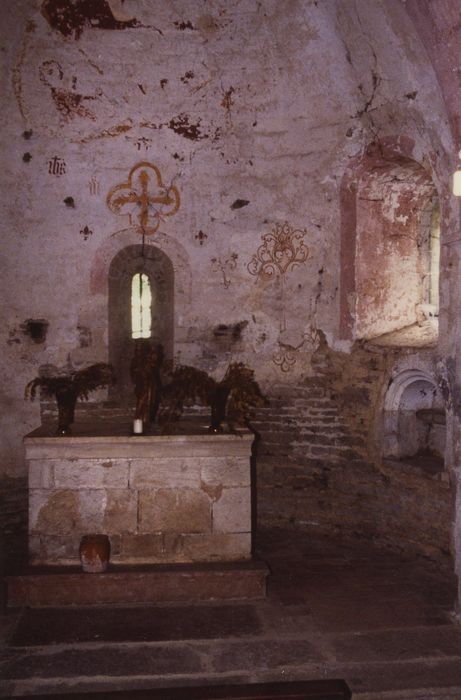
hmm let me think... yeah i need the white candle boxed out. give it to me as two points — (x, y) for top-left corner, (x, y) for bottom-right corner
(133, 418), (143, 434)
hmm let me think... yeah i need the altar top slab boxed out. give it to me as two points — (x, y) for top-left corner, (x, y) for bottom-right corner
(24, 419), (253, 459)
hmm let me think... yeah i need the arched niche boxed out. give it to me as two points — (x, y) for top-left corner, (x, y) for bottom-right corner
(108, 244), (174, 402)
(383, 368), (446, 472)
(340, 139), (439, 342)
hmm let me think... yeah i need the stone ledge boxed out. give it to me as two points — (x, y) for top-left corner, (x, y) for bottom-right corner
(5, 559), (269, 606)
(25, 434), (253, 460)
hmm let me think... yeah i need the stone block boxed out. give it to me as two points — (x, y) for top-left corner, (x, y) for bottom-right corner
(181, 533), (251, 561)
(200, 480), (224, 502)
(28, 461), (54, 488)
(29, 533), (82, 565)
(130, 458), (200, 489)
(162, 532), (183, 558)
(138, 490), (211, 534)
(212, 487), (251, 533)
(200, 456), (250, 488)
(30, 489), (80, 535)
(53, 459), (129, 489)
(102, 490), (138, 534)
(30, 488), (138, 541)
(114, 533), (165, 562)
(74, 489), (108, 532)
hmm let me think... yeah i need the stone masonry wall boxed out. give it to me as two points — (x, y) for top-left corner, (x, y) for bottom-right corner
(0, 478), (28, 538)
(253, 340), (453, 559)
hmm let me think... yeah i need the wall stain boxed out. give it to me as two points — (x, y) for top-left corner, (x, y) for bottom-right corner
(79, 121), (133, 143)
(196, 14), (220, 36)
(174, 20), (195, 30)
(139, 120), (159, 130)
(77, 325), (92, 347)
(168, 113), (208, 141)
(211, 253), (238, 289)
(7, 328), (21, 346)
(78, 47), (104, 75)
(180, 71), (195, 84)
(21, 319), (49, 344)
(221, 86), (235, 112)
(231, 199), (249, 210)
(41, 0), (138, 39)
(39, 60), (99, 121)
(12, 22), (32, 122)
(213, 320), (247, 340)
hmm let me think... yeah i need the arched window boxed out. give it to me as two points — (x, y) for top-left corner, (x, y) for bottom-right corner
(131, 273), (152, 339)
(108, 245), (174, 402)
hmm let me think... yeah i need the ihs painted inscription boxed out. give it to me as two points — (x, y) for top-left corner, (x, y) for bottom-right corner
(48, 156), (66, 175)
(136, 137), (152, 151)
(88, 177), (100, 195)
(107, 161), (180, 234)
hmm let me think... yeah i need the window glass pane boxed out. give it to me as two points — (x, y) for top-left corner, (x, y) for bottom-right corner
(131, 273), (152, 339)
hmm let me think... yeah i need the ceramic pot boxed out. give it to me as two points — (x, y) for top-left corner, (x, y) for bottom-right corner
(79, 534), (111, 573)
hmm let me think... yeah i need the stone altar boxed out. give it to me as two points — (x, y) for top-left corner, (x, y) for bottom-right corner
(25, 421), (253, 566)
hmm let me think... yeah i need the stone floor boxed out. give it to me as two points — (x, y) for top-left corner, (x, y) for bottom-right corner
(1, 528), (461, 699)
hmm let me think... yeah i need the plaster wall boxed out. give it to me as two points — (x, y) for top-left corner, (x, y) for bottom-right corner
(0, 0), (458, 566)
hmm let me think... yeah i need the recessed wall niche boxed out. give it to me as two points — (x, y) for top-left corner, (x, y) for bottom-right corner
(383, 368), (446, 475)
(108, 244), (174, 403)
(340, 142), (440, 343)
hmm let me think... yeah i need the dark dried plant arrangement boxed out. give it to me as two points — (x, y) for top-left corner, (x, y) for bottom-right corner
(158, 364), (216, 427)
(218, 362), (267, 427)
(25, 363), (115, 434)
(25, 363), (115, 401)
(158, 361), (267, 431)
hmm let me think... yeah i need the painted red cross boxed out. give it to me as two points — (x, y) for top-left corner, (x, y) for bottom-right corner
(107, 161), (180, 233)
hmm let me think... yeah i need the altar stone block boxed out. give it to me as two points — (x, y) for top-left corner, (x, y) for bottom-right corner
(24, 425), (253, 565)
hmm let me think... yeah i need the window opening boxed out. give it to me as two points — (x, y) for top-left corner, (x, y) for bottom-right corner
(131, 272), (152, 339)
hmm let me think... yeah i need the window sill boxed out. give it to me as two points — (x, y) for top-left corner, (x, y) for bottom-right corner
(365, 319), (438, 349)
(382, 454), (449, 485)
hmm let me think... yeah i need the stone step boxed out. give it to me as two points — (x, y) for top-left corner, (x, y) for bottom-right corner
(6, 560), (269, 607)
(355, 690), (461, 699)
(3, 640), (461, 699)
(1, 675), (352, 700)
